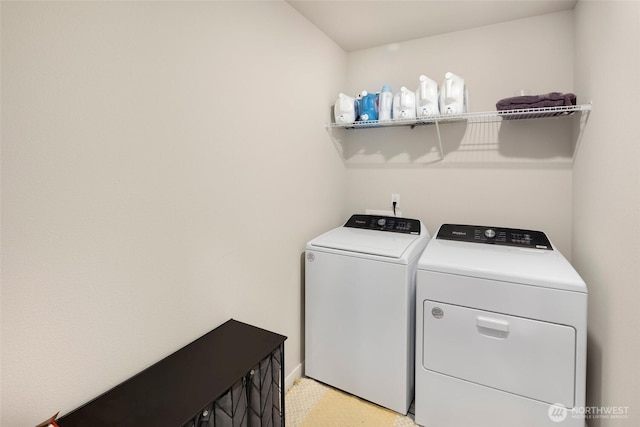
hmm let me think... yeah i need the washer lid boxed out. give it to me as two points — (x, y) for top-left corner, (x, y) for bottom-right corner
(309, 226), (421, 259)
(419, 236), (587, 293)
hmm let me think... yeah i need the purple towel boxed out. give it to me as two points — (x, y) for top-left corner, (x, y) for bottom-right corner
(496, 92), (576, 111)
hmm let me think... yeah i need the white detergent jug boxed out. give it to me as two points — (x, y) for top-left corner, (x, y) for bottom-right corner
(334, 93), (356, 123)
(378, 85), (393, 121)
(439, 72), (468, 114)
(416, 75), (439, 117)
(393, 87), (416, 120)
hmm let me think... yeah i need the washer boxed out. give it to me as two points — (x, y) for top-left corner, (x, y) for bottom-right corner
(305, 214), (430, 414)
(415, 224), (587, 427)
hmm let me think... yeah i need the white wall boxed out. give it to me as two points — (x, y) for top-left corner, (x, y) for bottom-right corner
(0, 2), (347, 426)
(573, 1), (640, 425)
(4, 3), (639, 426)
(343, 12), (576, 255)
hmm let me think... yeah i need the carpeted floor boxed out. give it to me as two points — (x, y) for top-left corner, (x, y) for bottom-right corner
(285, 377), (419, 427)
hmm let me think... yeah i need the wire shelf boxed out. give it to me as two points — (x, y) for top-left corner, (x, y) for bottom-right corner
(326, 104), (591, 129)
(325, 103), (592, 164)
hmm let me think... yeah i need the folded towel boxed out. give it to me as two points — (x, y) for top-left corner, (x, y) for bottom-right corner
(496, 92), (576, 111)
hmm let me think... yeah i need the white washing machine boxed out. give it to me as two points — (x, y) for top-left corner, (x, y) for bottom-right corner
(305, 214), (430, 414)
(415, 224), (587, 427)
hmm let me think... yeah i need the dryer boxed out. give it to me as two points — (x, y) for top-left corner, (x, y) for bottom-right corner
(305, 214), (430, 414)
(415, 224), (587, 427)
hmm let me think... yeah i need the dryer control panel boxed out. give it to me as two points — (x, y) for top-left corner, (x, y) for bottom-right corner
(344, 214), (421, 235)
(436, 224), (553, 250)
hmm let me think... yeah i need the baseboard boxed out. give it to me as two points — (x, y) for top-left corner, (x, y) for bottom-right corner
(285, 362), (303, 392)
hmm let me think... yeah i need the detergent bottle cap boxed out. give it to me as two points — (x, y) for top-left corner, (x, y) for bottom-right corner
(381, 85), (392, 93)
(419, 75), (427, 82)
(361, 90), (368, 97)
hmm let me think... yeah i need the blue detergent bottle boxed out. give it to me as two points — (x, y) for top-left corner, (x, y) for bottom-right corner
(357, 91), (379, 121)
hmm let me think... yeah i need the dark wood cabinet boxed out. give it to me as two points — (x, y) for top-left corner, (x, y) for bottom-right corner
(58, 319), (286, 427)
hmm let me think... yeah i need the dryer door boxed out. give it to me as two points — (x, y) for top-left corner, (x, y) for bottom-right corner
(422, 301), (576, 408)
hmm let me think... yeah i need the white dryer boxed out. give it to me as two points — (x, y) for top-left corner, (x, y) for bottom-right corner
(415, 224), (587, 427)
(305, 214), (430, 414)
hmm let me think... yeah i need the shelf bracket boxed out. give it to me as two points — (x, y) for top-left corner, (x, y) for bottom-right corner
(434, 119), (445, 161)
(572, 102), (592, 163)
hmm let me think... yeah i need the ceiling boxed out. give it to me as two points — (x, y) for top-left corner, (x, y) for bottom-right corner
(286, 0), (578, 52)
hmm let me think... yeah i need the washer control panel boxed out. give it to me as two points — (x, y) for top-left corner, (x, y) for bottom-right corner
(344, 214), (421, 235)
(436, 224), (552, 250)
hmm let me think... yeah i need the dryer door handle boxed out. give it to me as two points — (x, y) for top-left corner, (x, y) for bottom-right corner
(476, 316), (510, 337)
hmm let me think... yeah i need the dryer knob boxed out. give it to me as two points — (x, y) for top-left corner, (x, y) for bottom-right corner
(378, 218), (386, 227)
(485, 229), (496, 239)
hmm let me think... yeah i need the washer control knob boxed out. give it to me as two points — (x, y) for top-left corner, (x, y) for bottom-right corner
(485, 229), (496, 239)
(378, 218), (386, 227)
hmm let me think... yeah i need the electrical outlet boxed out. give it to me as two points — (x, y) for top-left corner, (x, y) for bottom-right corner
(391, 193), (400, 206)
